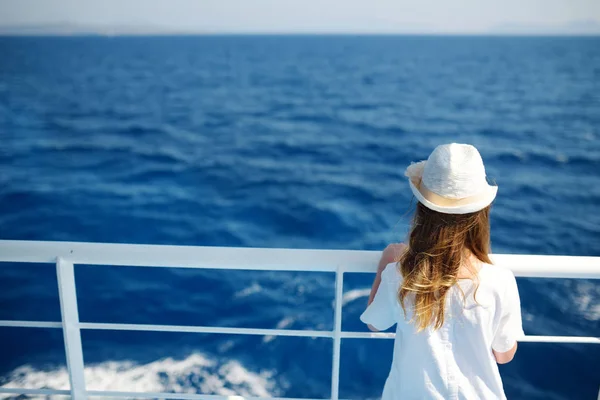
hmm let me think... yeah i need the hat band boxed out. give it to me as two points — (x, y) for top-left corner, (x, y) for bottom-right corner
(415, 178), (491, 207)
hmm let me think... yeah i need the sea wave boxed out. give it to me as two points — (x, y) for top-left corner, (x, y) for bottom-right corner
(1, 35), (599, 400)
(0, 353), (281, 399)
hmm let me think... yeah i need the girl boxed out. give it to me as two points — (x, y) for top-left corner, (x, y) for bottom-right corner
(361, 143), (524, 400)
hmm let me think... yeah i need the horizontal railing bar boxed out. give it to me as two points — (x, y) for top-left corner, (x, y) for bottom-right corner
(0, 320), (332, 337)
(0, 240), (369, 272)
(0, 388), (341, 400)
(0, 240), (599, 279)
(87, 391), (327, 400)
(1, 320), (596, 344)
(340, 332), (395, 339)
(0, 388), (71, 396)
(79, 322), (334, 338)
(487, 253), (600, 279)
(0, 320), (62, 328)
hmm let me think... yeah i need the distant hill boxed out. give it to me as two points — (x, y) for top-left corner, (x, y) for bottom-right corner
(0, 22), (188, 36)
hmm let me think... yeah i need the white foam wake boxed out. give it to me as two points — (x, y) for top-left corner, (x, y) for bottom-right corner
(234, 283), (263, 298)
(572, 280), (600, 321)
(1, 352), (281, 399)
(342, 288), (371, 306)
(263, 317), (296, 344)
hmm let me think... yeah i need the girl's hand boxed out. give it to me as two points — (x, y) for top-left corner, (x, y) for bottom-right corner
(367, 242), (407, 309)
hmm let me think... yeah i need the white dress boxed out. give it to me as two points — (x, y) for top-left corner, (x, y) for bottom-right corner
(360, 262), (525, 400)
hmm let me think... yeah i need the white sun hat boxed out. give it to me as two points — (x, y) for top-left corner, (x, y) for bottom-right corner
(405, 143), (497, 214)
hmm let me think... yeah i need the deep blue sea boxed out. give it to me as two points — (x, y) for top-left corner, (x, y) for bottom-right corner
(0, 35), (599, 399)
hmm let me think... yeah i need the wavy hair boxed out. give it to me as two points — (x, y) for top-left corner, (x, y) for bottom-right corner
(398, 202), (492, 331)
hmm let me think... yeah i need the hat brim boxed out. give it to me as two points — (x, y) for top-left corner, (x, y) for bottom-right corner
(407, 163), (497, 215)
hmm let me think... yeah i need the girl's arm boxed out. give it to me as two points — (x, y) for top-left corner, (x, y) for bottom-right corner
(366, 243), (406, 331)
(493, 342), (518, 364)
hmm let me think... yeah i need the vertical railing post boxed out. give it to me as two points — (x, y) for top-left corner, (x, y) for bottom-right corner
(56, 257), (87, 400)
(331, 267), (343, 400)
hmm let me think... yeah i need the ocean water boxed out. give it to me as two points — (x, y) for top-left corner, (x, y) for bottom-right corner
(0, 35), (599, 399)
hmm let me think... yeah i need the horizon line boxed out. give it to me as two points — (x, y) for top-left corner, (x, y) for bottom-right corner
(1, 31), (600, 37)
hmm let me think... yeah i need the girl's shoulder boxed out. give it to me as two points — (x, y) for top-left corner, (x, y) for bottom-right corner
(476, 263), (520, 302)
(479, 263), (517, 283)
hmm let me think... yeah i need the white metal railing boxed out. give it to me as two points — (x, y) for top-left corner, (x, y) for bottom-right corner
(0, 240), (599, 400)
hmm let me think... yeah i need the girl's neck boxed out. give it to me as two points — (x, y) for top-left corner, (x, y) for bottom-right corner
(457, 252), (483, 279)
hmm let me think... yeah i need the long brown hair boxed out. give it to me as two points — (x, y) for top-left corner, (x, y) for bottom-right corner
(398, 202), (492, 331)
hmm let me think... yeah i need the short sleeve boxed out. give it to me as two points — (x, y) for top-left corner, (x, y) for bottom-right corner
(492, 270), (525, 352)
(360, 263), (401, 331)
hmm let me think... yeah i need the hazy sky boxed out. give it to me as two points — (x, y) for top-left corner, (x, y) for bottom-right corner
(1, 0), (600, 33)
